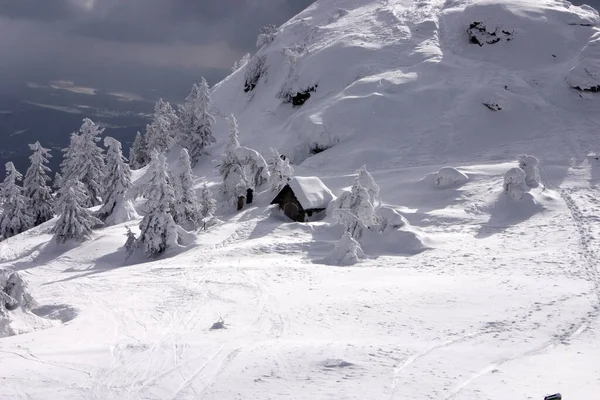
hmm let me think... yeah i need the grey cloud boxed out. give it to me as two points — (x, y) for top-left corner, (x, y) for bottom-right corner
(0, 0), (83, 21)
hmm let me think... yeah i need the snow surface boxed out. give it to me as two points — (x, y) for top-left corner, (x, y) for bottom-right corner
(286, 176), (334, 209)
(1, 0), (600, 399)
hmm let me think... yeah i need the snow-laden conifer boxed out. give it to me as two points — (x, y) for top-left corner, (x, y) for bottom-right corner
(199, 183), (216, 220)
(172, 148), (202, 229)
(356, 165), (380, 206)
(51, 179), (102, 243)
(0, 163), (32, 240)
(24, 142), (53, 226)
(333, 178), (379, 240)
(219, 115), (248, 206)
(179, 78), (216, 166)
(517, 154), (541, 188)
(53, 172), (63, 192)
(97, 137), (137, 225)
(268, 148), (293, 193)
(60, 118), (106, 206)
(129, 131), (150, 169)
(146, 99), (180, 155)
(134, 151), (180, 258)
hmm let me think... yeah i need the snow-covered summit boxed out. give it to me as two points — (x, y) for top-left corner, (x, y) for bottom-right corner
(210, 0), (599, 172)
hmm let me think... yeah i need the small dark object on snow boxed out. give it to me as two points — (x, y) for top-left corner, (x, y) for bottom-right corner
(483, 102), (502, 111)
(323, 359), (354, 368)
(237, 196), (245, 211)
(290, 85), (318, 107)
(544, 394), (561, 400)
(210, 319), (226, 330)
(552, 54), (557, 58)
(246, 188), (254, 204)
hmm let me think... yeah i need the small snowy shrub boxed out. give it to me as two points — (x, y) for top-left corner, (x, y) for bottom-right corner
(434, 167), (469, 188)
(256, 24), (277, 48)
(517, 154), (541, 188)
(244, 55), (267, 92)
(503, 167), (528, 200)
(232, 53), (251, 72)
(326, 231), (364, 266)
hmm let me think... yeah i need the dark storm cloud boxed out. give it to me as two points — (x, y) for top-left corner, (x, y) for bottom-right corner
(0, 0), (314, 100)
(70, 0), (313, 50)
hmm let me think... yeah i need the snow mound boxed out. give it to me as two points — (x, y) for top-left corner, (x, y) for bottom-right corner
(504, 167), (529, 200)
(566, 30), (600, 92)
(434, 167), (469, 188)
(1, 269), (55, 338)
(324, 231), (365, 266)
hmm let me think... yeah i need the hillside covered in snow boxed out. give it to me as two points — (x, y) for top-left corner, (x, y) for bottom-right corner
(1, 0), (600, 399)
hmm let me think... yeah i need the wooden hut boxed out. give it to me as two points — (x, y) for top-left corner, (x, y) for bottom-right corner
(270, 176), (334, 222)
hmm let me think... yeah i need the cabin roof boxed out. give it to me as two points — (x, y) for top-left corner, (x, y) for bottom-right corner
(271, 176), (334, 210)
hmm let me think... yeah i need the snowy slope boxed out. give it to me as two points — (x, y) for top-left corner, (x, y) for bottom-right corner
(1, 0), (600, 399)
(210, 0), (599, 172)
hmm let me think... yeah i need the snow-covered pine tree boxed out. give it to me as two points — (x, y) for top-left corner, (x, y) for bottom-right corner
(53, 172), (63, 192)
(0, 163), (33, 240)
(97, 137), (137, 225)
(179, 78), (216, 166)
(146, 99), (180, 155)
(268, 148), (293, 193)
(129, 131), (150, 169)
(172, 148), (202, 229)
(60, 118), (106, 207)
(52, 179), (102, 243)
(199, 183), (216, 220)
(219, 115), (248, 207)
(356, 165), (380, 206)
(333, 178), (378, 239)
(135, 151), (180, 258)
(517, 154), (541, 188)
(24, 142), (53, 226)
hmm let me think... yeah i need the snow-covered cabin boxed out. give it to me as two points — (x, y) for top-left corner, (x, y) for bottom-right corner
(270, 176), (334, 222)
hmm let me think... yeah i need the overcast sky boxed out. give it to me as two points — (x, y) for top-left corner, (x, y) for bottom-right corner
(0, 0), (314, 102)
